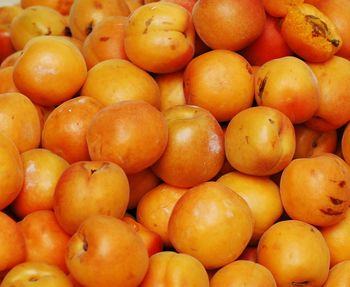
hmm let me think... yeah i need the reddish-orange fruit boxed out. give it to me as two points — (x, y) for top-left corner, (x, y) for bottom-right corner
(136, 183), (188, 247)
(152, 105), (225, 188)
(68, 0), (130, 41)
(80, 59), (160, 108)
(184, 49), (254, 122)
(1, 261), (74, 287)
(262, 0), (304, 17)
(0, 66), (18, 93)
(225, 106), (296, 176)
(10, 6), (68, 51)
(257, 220), (330, 286)
(192, 0), (266, 51)
(13, 36), (87, 107)
(254, 56), (320, 124)
(306, 56), (350, 131)
(87, 100), (168, 174)
(210, 260), (277, 287)
(18, 210), (71, 273)
(281, 3), (342, 62)
(168, 181), (254, 269)
(241, 14), (294, 66)
(294, 124), (337, 158)
(0, 133), (24, 211)
(280, 153), (350, 227)
(140, 251), (209, 287)
(0, 211), (26, 274)
(21, 0), (74, 15)
(66, 215), (149, 287)
(82, 16), (128, 69)
(124, 2), (195, 74)
(41, 96), (104, 164)
(54, 161), (130, 235)
(0, 92), (41, 153)
(320, 208), (350, 267)
(127, 168), (161, 210)
(11, 148), (69, 219)
(217, 171), (283, 245)
(315, 0), (350, 60)
(323, 260), (350, 287)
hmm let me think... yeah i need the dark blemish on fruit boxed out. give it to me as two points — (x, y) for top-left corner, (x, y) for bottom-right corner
(100, 36), (110, 42)
(268, 118), (275, 124)
(245, 136), (249, 144)
(292, 281), (309, 286)
(310, 227), (315, 232)
(83, 239), (88, 251)
(64, 26), (72, 36)
(305, 15), (340, 47)
(86, 21), (94, 35)
(45, 27), (52, 35)
(258, 76), (268, 98)
(338, 180), (346, 188)
(320, 208), (342, 216)
(28, 277), (39, 282)
(330, 197), (345, 205)
(311, 140), (318, 148)
(90, 169), (97, 175)
(143, 17), (153, 34)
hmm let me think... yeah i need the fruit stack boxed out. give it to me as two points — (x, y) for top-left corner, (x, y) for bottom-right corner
(0, 0), (350, 286)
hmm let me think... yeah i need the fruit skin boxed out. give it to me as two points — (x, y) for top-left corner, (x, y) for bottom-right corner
(68, 0), (130, 41)
(217, 171), (283, 245)
(0, 133), (24, 211)
(192, 0), (266, 51)
(254, 56), (320, 124)
(168, 181), (254, 270)
(10, 5), (68, 51)
(184, 49), (255, 122)
(257, 220), (330, 287)
(0, 28), (15, 64)
(53, 160), (130, 235)
(0, 211), (26, 275)
(240, 14), (294, 66)
(11, 148), (69, 219)
(0, 261), (73, 287)
(225, 106), (296, 176)
(18, 210), (71, 273)
(66, 215), (149, 287)
(139, 251), (209, 287)
(280, 153), (350, 227)
(281, 3), (342, 63)
(322, 260), (350, 287)
(152, 104), (225, 188)
(210, 260), (277, 287)
(87, 100), (168, 175)
(124, 2), (195, 74)
(306, 56), (350, 131)
(41, 96), (104, 164)
(13, 36), (87, 107)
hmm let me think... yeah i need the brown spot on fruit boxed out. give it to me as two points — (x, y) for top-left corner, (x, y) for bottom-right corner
(99, 36), (110, 42)
(330, 197), (345, 205)
(292, 281), (309, 286)
(258, 76), (268, 98)
(320, 208), (343, 216)
(86, 21), (94, 35)
(338, 180), (346, 188)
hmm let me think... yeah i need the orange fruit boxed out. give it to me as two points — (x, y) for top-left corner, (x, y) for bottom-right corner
(13, 36), (87, 107)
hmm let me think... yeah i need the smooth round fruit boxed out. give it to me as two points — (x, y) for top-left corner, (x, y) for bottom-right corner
(323, 260), (350, 287)
(257, 220), (330, 287)
(225, 106), (296, 176)
(13, 36), (87, 107)
(124, 2), (195, 73)
(66, 215), (149, 287)
(184, 49), (254, 122)
(280, 153), (350, 227)
(87, 100), (168, 174)
(210, 260), (277, 287)
(168, 181), (254, 269)
(192, 0), (266, 51)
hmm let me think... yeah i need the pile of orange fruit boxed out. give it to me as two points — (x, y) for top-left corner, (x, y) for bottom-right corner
(0, 0), (350, 286)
